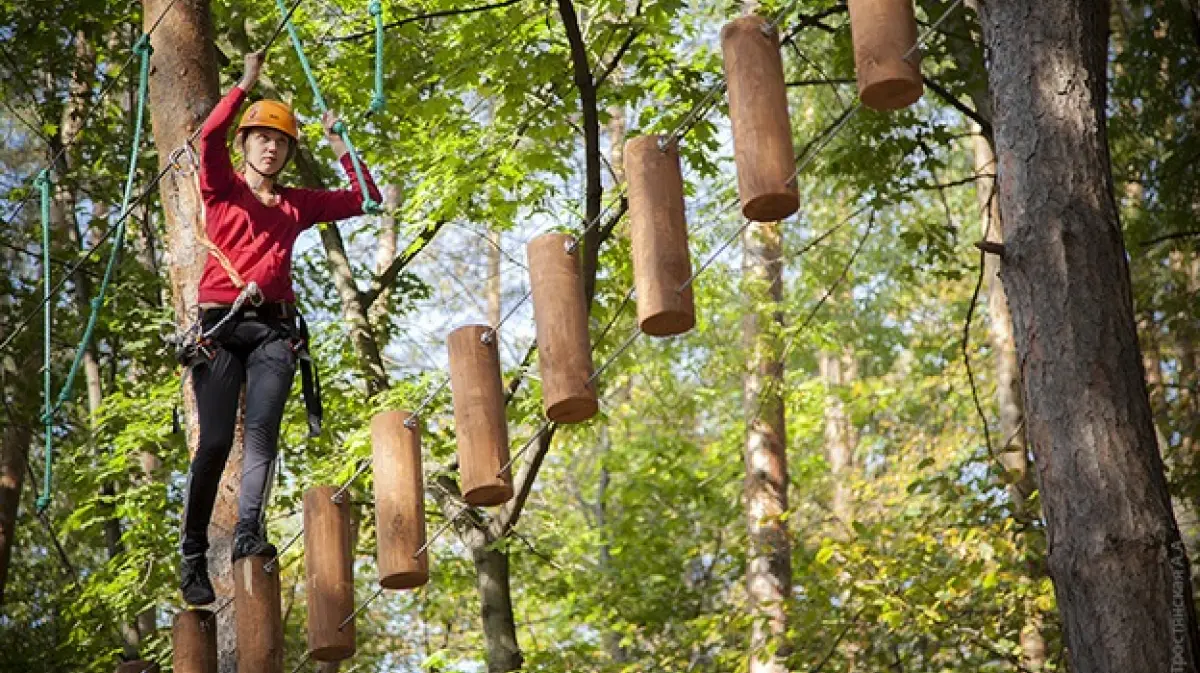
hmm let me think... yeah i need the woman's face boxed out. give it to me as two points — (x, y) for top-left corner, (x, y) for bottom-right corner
(243, 127), (291, 175)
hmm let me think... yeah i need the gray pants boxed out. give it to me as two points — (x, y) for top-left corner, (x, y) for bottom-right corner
(181, 314), (296, 557)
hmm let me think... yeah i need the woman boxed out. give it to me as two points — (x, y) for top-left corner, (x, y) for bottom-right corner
(179, 51), (381, 606)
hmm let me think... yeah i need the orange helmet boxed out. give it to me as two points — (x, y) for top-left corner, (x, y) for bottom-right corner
(237, 100), (299, 141)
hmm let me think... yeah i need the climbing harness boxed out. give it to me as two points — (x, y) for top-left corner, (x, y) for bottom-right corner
(164, 144), (323, 439)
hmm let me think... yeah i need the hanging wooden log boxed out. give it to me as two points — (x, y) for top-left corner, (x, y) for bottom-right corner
(303, 485), (356, 661)
(371, 409), (429, 589)
(115, 662), (158, 673)
(624, 135), (696, 337)
(720, 15), (799, 222)
(528, 233), (598, 423)
(172, 609), (218, 673)
(847, 0), (923, 110)
(234, 556), (284, 673)
(448, 325), (514, 506)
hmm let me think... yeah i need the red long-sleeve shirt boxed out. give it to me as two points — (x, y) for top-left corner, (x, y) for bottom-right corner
(197, 86), (382, 304)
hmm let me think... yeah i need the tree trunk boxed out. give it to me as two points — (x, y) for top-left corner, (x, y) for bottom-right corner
(819, 350), (856, 528)
(742, 218), (790, 673)
(0, 418), (30, 605)
(486, 231), (501, 328)
(978, 2), (1200, 671)
(140, 1), (241, 668)
(368, 184), (401, 343)
(472, 537), (523, 672)
(972, 129), (1046, 670)
(49, 29), (154, 657)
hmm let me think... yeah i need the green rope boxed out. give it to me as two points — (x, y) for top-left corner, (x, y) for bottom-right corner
(48, 36), (154, 421)
(273, 0), (381, 214)
(35, 169), (52, 513)
(368, 0), (386, 115)
(35, 36), (153, 511)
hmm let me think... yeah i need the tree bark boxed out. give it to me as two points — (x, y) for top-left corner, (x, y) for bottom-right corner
(819, 350), (856, 528)
(369, 184), (402, 343)
(742, 218), (790, 673)
(486, 230), (502, 328)
(0, 418), (30, 606)
(978, 1), (1200, 671)
(140, 1), (242, 668)
(971, 129), (1047, 670)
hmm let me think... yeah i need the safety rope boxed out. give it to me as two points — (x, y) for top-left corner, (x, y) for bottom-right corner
(273, 0), (381, 214)
(173, 143), (252, 291)
(35, 35), (154, 510)
(368, 0), (386, 116)
(35, 170), (52, 513)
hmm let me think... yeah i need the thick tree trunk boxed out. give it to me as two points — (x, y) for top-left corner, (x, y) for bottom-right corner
(140, 1), (242, 669)
(978, 1), (1200, 671)
(742, 219), (790, 673)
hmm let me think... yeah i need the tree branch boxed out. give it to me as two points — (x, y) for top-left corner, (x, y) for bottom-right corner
(335, 0), (527, 42)
(492, 423), (559, 538)
(362, 218), (449, 309)
(780, 4), (849, 42)
(922, 75), (993, 137)
(593, 23), (642, 90)
(1139, 229), (1200, 248)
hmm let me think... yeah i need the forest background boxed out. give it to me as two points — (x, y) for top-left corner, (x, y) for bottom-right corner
(0, 0), (1197, 671)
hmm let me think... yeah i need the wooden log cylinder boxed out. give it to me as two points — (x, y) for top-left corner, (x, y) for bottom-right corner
(234, 556), (283, 673)
(371, 410), (429, 589)
(303, 486), (356, 661)
(847, 0), (923, 111)
(172, 609), (218, 673)
(528, 233), (598, 423)
(448, 325), (514, 506)
(624, 135), (696, 337)
(115, 662), (158, 673)
(720, 15), (799, 223)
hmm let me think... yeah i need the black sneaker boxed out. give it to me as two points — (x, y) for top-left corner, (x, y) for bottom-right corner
(180, 554), (216, 606)
(232, 522), (278, 564)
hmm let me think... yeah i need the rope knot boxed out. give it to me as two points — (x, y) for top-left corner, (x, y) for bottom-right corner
(368, 0), (382, 16)
(331, 120), (347, 135)
(362, 198), (382, 215)
(33, 169), (52, 189)
(368, 94), (386, 115)
(35, 493), (51, 514)
(133, 34), (153, 56)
